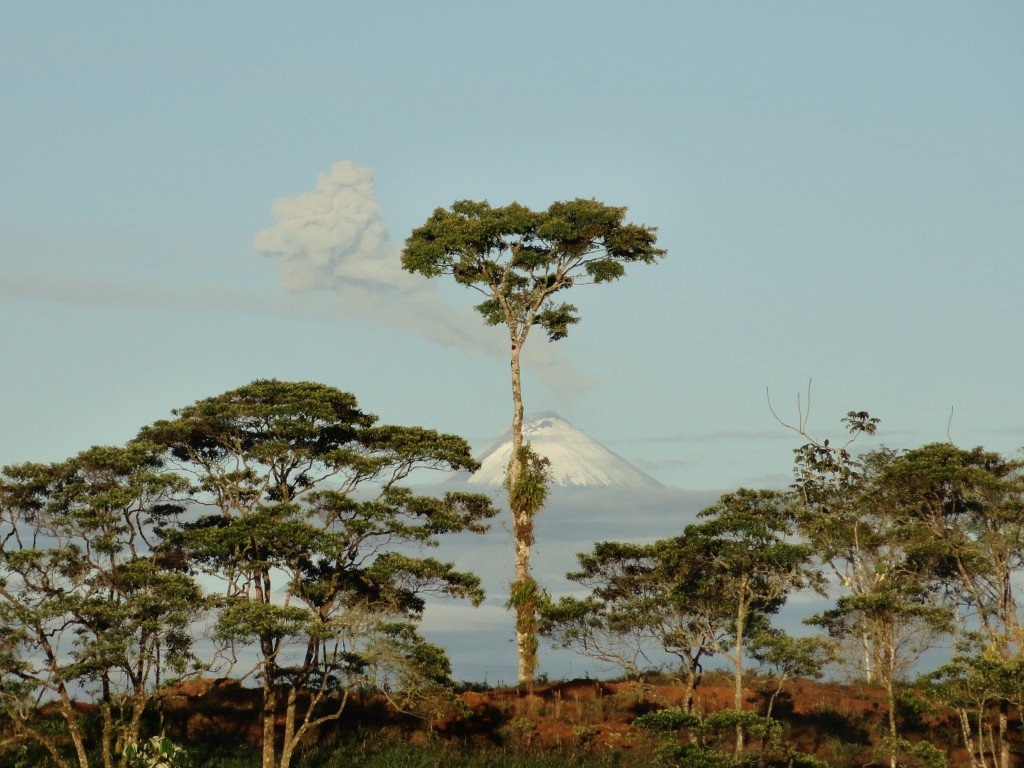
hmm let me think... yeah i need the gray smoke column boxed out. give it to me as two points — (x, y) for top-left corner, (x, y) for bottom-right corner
(254, 161), (597, 397)
(252, 162), (411, 293)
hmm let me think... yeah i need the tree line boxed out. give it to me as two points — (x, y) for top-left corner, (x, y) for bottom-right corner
(1, 382), (1022, 768)
(540, 409), (1024, 768)
(0, 380), (500, 768)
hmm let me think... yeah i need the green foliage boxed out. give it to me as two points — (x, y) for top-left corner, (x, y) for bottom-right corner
(637, 707), (792, 767)
(542, 489), (821, 716)
(136, 380), (499, 768)
(789, 416), (959, 693)
(925, 635), (1024, 739)
(634, 707), (703, 734)
(7, 378), (1024, 767)
(877, 443), (1024, 659)
(688, 489), (824, 617)
(539, 537), (723, 692)
(496, 716), (538, 750)
(745, 617), (832, 684)
(807, 590), (952, 669)
(873, 737), (948, 768)
(506, 446), (550, 529)
(402, 198), (665, 344)
(404, 199), (664, 685)
(124, 736), (188, 768)
(0, 443), (207, 767)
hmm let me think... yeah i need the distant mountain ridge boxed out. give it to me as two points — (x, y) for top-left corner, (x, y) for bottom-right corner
(451, 413), (663, 489)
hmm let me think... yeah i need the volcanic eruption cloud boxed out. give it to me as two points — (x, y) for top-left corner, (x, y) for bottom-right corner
(253, 161), (597, 398)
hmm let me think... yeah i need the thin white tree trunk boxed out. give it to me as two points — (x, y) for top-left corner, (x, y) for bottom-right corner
(508, 341), (536, 684)
(734, 595), (746, 754)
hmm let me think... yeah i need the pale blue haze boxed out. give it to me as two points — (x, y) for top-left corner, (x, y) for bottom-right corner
(3, 1), (1022, 493)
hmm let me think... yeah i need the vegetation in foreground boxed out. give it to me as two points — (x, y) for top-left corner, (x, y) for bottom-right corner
(1, 378), (1022, 768)
(0, 672), (1010, 768)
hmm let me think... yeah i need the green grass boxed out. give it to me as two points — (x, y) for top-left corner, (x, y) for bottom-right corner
(170, 736), (652, 768)
(293, 739), (651, 768)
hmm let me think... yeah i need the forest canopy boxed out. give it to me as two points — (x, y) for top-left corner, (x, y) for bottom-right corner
(1, 388), (1022, 768)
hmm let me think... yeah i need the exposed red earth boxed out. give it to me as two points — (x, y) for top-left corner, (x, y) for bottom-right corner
(150, 676), (1022, 767)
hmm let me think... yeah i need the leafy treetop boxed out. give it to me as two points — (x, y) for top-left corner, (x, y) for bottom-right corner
(402, 198), (665, 343)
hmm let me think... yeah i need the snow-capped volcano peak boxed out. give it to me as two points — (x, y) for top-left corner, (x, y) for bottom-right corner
(463, 414), (663, 488)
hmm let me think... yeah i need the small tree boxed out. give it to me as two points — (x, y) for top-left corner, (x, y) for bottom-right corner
(636, 707), (821, 768)
(745, 615), (833, 720)
(403, 198), (664, 682)
(137, 379), (498, 768)
(686, 489), (825, 753)
(810, 587), (951, 767)
(540, 537), (728, 711)
(927, 636), (1024, 768)
(0, 445), (205, 768)
(543, 488), (822, 735)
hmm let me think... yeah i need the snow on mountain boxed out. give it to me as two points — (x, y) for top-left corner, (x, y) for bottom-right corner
(456, 413), (663, 488)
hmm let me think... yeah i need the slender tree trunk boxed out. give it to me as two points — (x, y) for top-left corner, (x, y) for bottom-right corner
(279, 688), (299, 768)
(512, 528), (537, 684)
(261, 655), (277, 768)
(955, 707), (981, 768)
(41, 631), (90, 768)
(101, 701), (114, 768)
(126, 691), (147, 759)
(682, 662), (696, 714)
(885, 633), (898, 768)
(58, 693), (91, 768)
(765, 679), (785, 722)
(984, 719), (997, 768)
(508, 340), (537, 685)
(998, 705), (1009, 768)
(862, 632), (874, 683)
(734, 598), (746, 754)
(510, 342), (524, 476)
(886, 680), (898, 768)
(280, 638), (319, 768)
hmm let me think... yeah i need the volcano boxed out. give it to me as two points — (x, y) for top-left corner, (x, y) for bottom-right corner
(455, 414), (663, 489)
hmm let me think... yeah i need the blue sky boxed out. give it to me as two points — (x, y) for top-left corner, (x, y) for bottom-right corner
(3, 2), (1023, 491)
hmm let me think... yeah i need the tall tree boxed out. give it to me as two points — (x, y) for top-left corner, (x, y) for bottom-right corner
(880, 444), (1024, 659)
(777, 405), (958, 767)
(403, 198), (665, 682)
(0, 445), (204, 768)
(772, 401), (897, 683)
(136, 379), (498, 768)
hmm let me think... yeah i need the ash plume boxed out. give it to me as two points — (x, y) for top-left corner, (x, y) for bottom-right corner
(253, 161), (597, 397)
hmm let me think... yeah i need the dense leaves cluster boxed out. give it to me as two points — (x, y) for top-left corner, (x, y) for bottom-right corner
(0, 380), (498, 768)
(402, 198), (664, 344)
(543, 410), (1024, 768)
(4, 387), (1024, 768)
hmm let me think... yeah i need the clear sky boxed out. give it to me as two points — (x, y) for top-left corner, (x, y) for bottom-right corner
(3, 2), (1023, 492)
